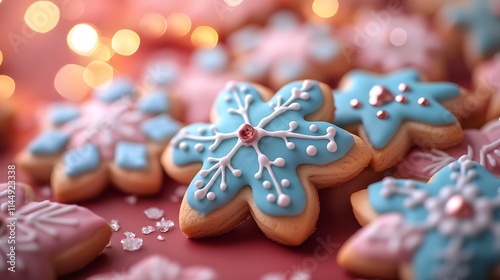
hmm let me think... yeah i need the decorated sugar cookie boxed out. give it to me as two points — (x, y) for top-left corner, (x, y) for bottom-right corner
(143, 46), (242, 124)
(0, 103), (13, 145)
(162, 80), (371, 246)
(475, 53), (500, 121)
(343, 13), (447, 81)
(409, 0), (466, 16)
(340, 156), (500, 280)
(441, 0), (500, 65)
(333, 69), (467, 171)
(397, 119), (500, 180)
(0, 182), (111, 279)
(227, 11), (348, 90)
(17, 78), (182, 203)
(88, 255), (218, 280)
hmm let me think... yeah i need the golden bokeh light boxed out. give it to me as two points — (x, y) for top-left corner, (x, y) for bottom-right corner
(312, 0), (339, 18)
(191, 26), (218, 48)
(54, 64), (89, 101)
(111, 29), (140, 56)
(167, 13), (191, 37)
(139, 13), (167, 38)
(67, 23), (99, 56)
(24, 1), (60, 33)
(0, 50), (3, 66)
(92, 42), (112, 61)
(0, 75), (15, 99)
(83, 61), (114, 88)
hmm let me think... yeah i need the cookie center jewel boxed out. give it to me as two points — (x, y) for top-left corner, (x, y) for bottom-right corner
(369, 85), (394, 106)
(238, 123), (258, 143)
(444, 194), (474, 219)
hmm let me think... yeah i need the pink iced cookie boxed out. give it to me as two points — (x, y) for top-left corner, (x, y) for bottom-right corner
(88, 255), (218, 280)
(227, 11), (348, 90)
(397, 119), (500, 180)
(16, 78), (183, 203)
(342, 13), (447, 81)
(143, 46), (242, 124)
(475, 53), (500, 121)
(0, 182), (111, 279)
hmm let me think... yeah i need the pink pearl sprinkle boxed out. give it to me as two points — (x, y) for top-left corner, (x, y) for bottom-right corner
(238, 123), (258, 143)
(445, 195), (473, 219)
(376, 110), (389, 119)
(418, 97), (430, 106)
(350, 99), (361, 108)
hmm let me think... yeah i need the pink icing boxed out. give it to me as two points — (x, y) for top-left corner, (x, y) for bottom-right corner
(60, 98), (150, 160)
(88, 255), (218, 280)
(347, 14), (444, 74)
(349, 213), (424, 262)
(397, 120), (500, 179)
(0, 183), (110, 279)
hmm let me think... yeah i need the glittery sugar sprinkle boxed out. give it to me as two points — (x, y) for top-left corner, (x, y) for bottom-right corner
(144, 207), (164, 220)
(157, 235), (165, 241)
(124, 195), (138, 205)
(156, 218), (175, 232)
(109, 219), (120, 232)
(141, 225), (156, 234)
(121, 231), (143, 251)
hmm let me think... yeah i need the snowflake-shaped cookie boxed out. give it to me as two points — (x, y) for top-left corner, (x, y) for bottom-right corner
(443, 0), (500, 63)
(334, 69), (465, 171)
(17, 78), (181, 203)
(227, 11), (347, 89)
(0, 182), (111, 279)
(163, 80), (370, 245)
(143, 46), (242, 124)
(475, 53), (500, 120)
(344, 14), (446, 81)
(398, 119), (500, 179)
(88, 255), (218, 280)
(340, 156), (500, 280)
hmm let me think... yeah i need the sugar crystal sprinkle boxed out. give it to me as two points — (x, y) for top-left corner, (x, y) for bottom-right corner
(109, 219), (120, 232)
(156, 218), (175, 232)
(144, 207), (164, 220)
(124, 195), (138, 205)
(141, 225), (156, 235)
(121, 231), (143, 251)
(157, 235), (165, 241)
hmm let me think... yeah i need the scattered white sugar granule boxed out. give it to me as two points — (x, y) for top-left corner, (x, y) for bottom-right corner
(124, 195), (138, 205)
(121, 231), (143, 251)
(141, 225), (156, 235)
(290, 270), (311, 280)
(156, 218), (175, 233)
(109, 219), (120, 232)
(106, 241), (111, 248)
(157, 235), (165, 241)
(144, 207), (165, 220)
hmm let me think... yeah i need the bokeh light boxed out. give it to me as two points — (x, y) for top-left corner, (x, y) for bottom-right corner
(54, 64), (89, 101)
(111, 29), (140, 56)
(223, 0), (244, 7)
(312, 0), (339, 18)
(139, 13), (167, 38)
(167, 13), (191, 37)
(0, 50), (3, 66)
(24, 1), (60, 33)
(91, 42), (112, 61)
(191, 26), (218, 48)
(390, 28), (408, 47)
(0, 75), (15, 99)
(67, 24), (99, 56)
(83, 61), (114, 88)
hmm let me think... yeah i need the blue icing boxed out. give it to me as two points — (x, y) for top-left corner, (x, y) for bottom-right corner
(275, 60), (306, 81)
(193, 46), (228, 72)
(95, 77), (135, 103)
(139, 91), (170, 114)
(228, 26), (262, 52)
(114, 141), (148, 169)
(50, 104), (80, 125)
(367, 158), (500, 280)
(29, 131), (69, 155)
(445, 0), (500, 57)
(240, 60), (268, 79)
(64, 144), (100, 177)
(145, 62), (179, 86)
(141, 114), (181, 142)
(334, 69), (460, 149)
(172, 80), (355, 217)
(309, 38), (339, 62)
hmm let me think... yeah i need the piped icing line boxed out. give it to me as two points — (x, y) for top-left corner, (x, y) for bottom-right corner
(366, 156), (500, 280)
(334, 69), (460, 149)
(172, 80), (354, 216)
